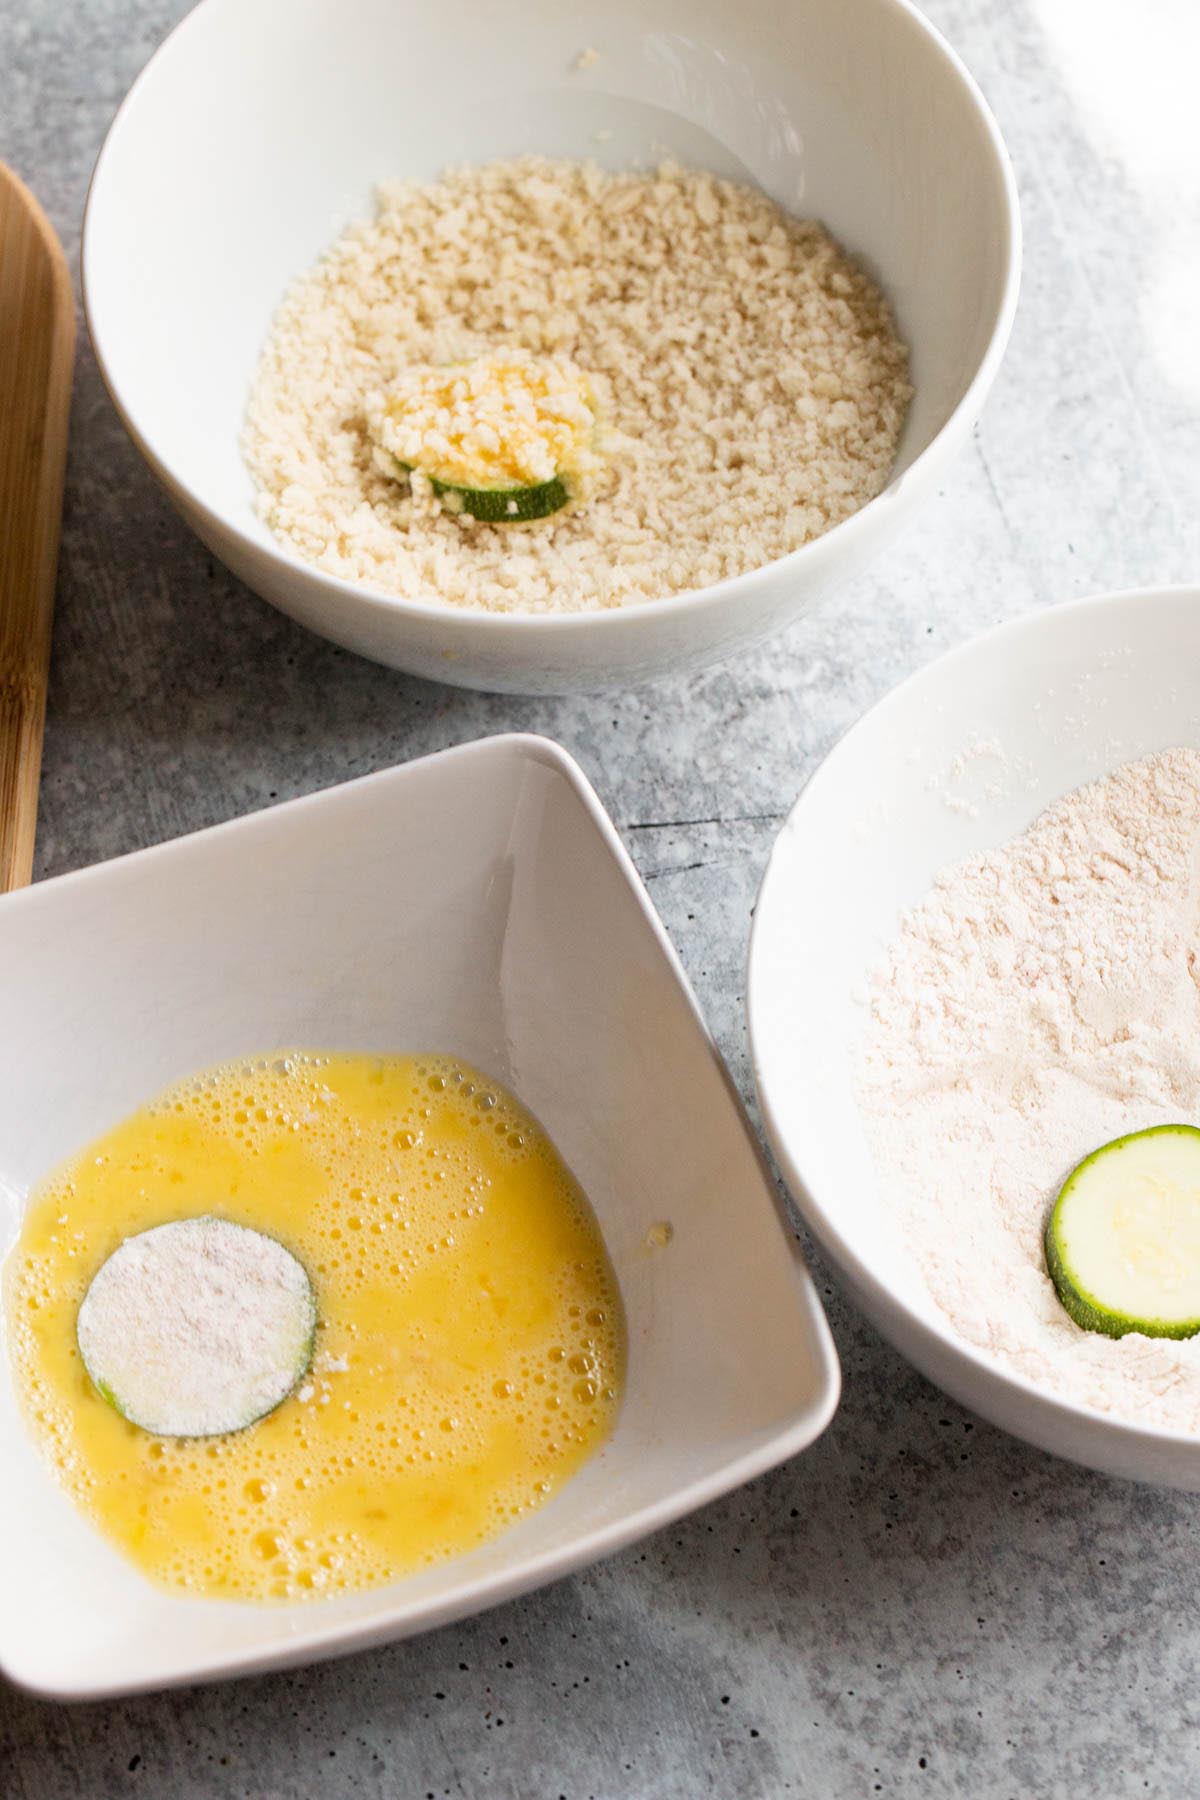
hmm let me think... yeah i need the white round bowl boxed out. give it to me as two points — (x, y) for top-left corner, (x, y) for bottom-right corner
(82, 0), (1019, 694)
(748, 586), (1200, 1490)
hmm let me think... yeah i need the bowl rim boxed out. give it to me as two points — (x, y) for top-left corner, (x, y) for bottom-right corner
(0, 731), (840, 1699)
(80, 0), (1021, 633)
(747, 582), (1200, 1459)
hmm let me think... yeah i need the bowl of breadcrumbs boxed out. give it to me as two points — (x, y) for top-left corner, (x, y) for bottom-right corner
(84, 0), (1019, 693)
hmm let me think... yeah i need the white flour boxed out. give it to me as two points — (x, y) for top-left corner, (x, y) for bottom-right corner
(858, 747), (1200, 1429)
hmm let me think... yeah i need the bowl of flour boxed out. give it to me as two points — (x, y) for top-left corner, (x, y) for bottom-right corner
(749, 585), (1200, 1489)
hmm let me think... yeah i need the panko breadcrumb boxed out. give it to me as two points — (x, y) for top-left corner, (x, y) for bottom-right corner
(243, 158), (911, 615)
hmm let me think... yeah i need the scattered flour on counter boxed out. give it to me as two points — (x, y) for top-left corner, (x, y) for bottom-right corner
(858, 747), (1200, 1429)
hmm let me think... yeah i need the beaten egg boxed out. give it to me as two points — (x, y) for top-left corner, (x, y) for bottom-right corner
(5, 1052), (624, 1602)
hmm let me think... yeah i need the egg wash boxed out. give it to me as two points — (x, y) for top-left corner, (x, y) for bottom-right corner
(5, 1053), (625, 1602)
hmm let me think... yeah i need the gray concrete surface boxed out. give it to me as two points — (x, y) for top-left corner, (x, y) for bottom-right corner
(3, 1), (1200, 1794)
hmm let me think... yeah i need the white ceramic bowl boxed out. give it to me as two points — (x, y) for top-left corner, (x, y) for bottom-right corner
(0, 736), (837, 1698)
(82, 0), (1019, 694)
(748, 586), (1200, 1491)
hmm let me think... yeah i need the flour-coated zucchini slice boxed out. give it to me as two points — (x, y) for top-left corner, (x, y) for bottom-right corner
(76, 1216), (316, 1437)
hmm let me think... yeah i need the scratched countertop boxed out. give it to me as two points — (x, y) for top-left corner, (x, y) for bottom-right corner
(4, 2), (1200, 1795)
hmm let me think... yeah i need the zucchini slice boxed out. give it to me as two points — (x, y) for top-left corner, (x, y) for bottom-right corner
(397, 458), (571, 523)
(1045, 1125), (1200, 1339)
(76, 1216), (316, 1437)
(368, 350), (599, 524)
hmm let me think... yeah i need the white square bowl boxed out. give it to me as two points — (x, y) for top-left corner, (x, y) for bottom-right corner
(0, 734), (837, 1698)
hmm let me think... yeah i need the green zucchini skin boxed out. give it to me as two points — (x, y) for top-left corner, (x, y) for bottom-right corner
(393, 457), (571, 523)
(1045, 1124), (1200, 1341)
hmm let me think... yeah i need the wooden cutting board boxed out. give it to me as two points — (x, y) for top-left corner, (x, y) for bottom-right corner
(0, 164), (75, 895)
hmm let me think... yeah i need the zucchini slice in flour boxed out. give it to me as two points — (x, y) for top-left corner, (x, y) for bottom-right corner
(1045, 1125), (1200, 1339)
(76, 1216), (316, 1437)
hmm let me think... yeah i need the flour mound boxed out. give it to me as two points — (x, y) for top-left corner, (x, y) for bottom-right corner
(859, 748), (1200, 1429)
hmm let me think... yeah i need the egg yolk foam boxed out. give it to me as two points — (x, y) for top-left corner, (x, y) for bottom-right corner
(5, 1053), (625, 1602)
